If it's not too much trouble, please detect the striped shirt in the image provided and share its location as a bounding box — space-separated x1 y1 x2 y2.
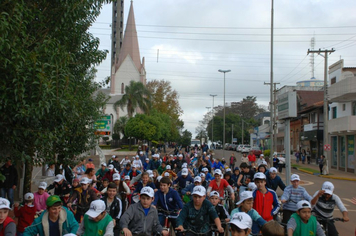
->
312 191 347 219
281 185 312 211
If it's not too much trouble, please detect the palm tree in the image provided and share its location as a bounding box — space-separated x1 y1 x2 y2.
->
113 116 129 138
113 81 151 118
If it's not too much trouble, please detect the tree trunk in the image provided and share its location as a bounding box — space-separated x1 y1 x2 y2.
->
23 159 33 194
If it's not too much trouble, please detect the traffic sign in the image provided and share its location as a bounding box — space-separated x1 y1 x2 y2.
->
95 115 112 135
324 144 331 151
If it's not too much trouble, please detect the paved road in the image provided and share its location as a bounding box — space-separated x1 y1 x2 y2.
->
213 149 356 235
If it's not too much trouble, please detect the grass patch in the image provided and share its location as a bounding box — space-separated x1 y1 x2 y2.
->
99 145 112 150
291 164 333 175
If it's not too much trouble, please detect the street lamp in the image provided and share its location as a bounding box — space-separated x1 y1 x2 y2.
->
218 69 231 159
206 107 211 142
209 94 217 146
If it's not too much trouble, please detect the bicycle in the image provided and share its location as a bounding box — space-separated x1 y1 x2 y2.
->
157 207 180 236
178 228 212 236
210 221 228 236
314 215 344 236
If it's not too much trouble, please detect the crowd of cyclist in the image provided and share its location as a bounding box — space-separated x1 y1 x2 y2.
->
0 146 351 236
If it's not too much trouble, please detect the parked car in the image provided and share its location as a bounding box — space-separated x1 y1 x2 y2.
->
224 143 230 150
241 145 251 153
251 146 262 157
229 144 237 150
236 144 243 152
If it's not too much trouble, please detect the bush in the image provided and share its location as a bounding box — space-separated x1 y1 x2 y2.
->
264 149 270 157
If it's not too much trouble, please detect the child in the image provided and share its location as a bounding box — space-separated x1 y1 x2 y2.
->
99 178 109 194
14 193 37 236
202 167 213 182
260 220 284 236
229 212 253 236
72 178 80 189
161 165 177 180
176 186 224 235
237 162 255 194
209 191 230 236
230 191 266 235
287 200 324 236
101 183 122 235
0 198 16 235
119 187 168 236
86 158 95 169
77 200 113 236
34 182 50 213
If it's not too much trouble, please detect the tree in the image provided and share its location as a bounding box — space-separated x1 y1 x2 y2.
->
179 130 192 147
0 0 109 193
113 116 129 139
147 80 183 141
114 81 151 118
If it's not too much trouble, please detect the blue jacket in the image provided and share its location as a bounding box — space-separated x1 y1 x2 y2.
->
148 160 160 170
266 173 286 191
230 207 266 234
173 175 194 189
153 188 183 213
133 181 156 194
181 183 195 201
24 207 78 236
212 162 224 170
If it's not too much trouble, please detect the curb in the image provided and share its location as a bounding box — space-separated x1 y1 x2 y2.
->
295 167 356 181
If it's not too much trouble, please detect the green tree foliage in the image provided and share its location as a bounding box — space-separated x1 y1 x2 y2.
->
113 116 129 139
179 130 192 147
0 0 110 193
114 81 152 118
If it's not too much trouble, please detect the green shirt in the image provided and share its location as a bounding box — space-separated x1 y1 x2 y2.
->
291 213 317 236
83 213 112 236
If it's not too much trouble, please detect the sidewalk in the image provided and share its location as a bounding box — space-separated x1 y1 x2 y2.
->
290 158 356 181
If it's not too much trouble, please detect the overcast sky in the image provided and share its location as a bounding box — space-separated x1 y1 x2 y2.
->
89 0 356 136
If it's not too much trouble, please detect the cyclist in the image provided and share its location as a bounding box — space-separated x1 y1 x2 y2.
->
265 167 286 192
161 165 177 180
281 174 312 224
310 181 349 236
101 183 122 235
0 198 16 236
237 162 255 194
153 177 183 232
181 176 203 202
199 173 209 189
287 200 325 236
173 168 194 193
229 212 253 236
209 191 230 236
133 172 156 195
95 162 108 183
47 174 72 203
207 169 235 201
103 164 115 182
252 172 280 221
14 193 37 235
176 186 224 235
34 182 50 212
202 167 213 182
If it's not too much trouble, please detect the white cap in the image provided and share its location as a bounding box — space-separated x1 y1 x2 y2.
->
247 182 257 191
261 160 268 166
157 176 163 182
164 172 170 177
226 168 231 172
132 156 136 159
140 151 143 154
124 175 130 180
192 186 206 197
230 212 252 230
182 168 188 176
145 158 149 161
214 169 222 176
178 154 183 157
101 162 107 167
24 192 34 200
63 234 77 236
80 177 91 185
54 174 64 183
85 200 106 218
194 176 202 182
113 173 120 181
112 155 116 158
132 164 137 168
322 181 334 195
140 187 154 197
170 154 173 157
182 163 188 168
209 191 220 198
202 168 208 172
199 173 205 178
254 172 266 180
269 167 278 173
149 173 154 178
0 198 10 210
236 191 253 205
194 153 198 157
260 154 264 157
166 165 171 170
114 168 119 173
147 170 153 174
38 182 47 190
108 164 114 170
297 200 311 210
291 174 300 181
135 155 139 158
273 152 278 156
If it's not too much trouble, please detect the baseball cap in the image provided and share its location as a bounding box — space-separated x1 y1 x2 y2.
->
88 158 93 162
236 191 253 205
247 182 257 191
85 200 106 218
192 186 206 197
214 169 222 176
202 167 208 172
147 170 153 174
145 158 149 161
108 164 114 170
112 155 116 159
46 195 62 207
0 198 11 210
135 155 139 158
291 174 300 181
260 154 264 157
254 172 266 180
140 151 143 154
226 168 232 172
124 175 130 180
230 212 252 230
38 182 47 190
182 163 188 168
166 165 171 170
80 177 90 185
322 181 334 195
164 172 170 177
157 176 163 182
234 167 240 171
113 173 120 181
140 187 154 198
199 173 205 178
132 164 137 168
101 162 107 167
182 168 188 176
297 200 311 210
24 192 34 201
209 191 220 198
194 176 202 182
63 234 77 236
54 174 64 183
178 154 183 157
273 152 278 156
269 167 278 173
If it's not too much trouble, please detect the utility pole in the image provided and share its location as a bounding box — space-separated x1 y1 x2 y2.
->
210 95 217 144
206 107 211 141
264 82 279 155
242 120 244 144
307 48 335 174
270 0 274 160
232 124 234 143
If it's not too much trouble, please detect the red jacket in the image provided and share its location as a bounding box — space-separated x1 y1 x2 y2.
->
0 217 15 236
248 154 256 162
14 205 36 232
252 188 280 221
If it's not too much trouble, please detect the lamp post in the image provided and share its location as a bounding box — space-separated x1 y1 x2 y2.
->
209 94 217 145
206 107 211 141
218 69 231 159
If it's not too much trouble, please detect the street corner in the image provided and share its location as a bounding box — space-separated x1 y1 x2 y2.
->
320 175 356 181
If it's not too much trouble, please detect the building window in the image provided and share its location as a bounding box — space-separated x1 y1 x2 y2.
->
352 102 356 115
342 104 346 111
311 113 316 123
121 83 124 94
332 107 337 119
331 77 336 85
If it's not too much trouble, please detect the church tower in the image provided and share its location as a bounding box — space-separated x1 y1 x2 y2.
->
110 0 125 71
110 0 146 95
